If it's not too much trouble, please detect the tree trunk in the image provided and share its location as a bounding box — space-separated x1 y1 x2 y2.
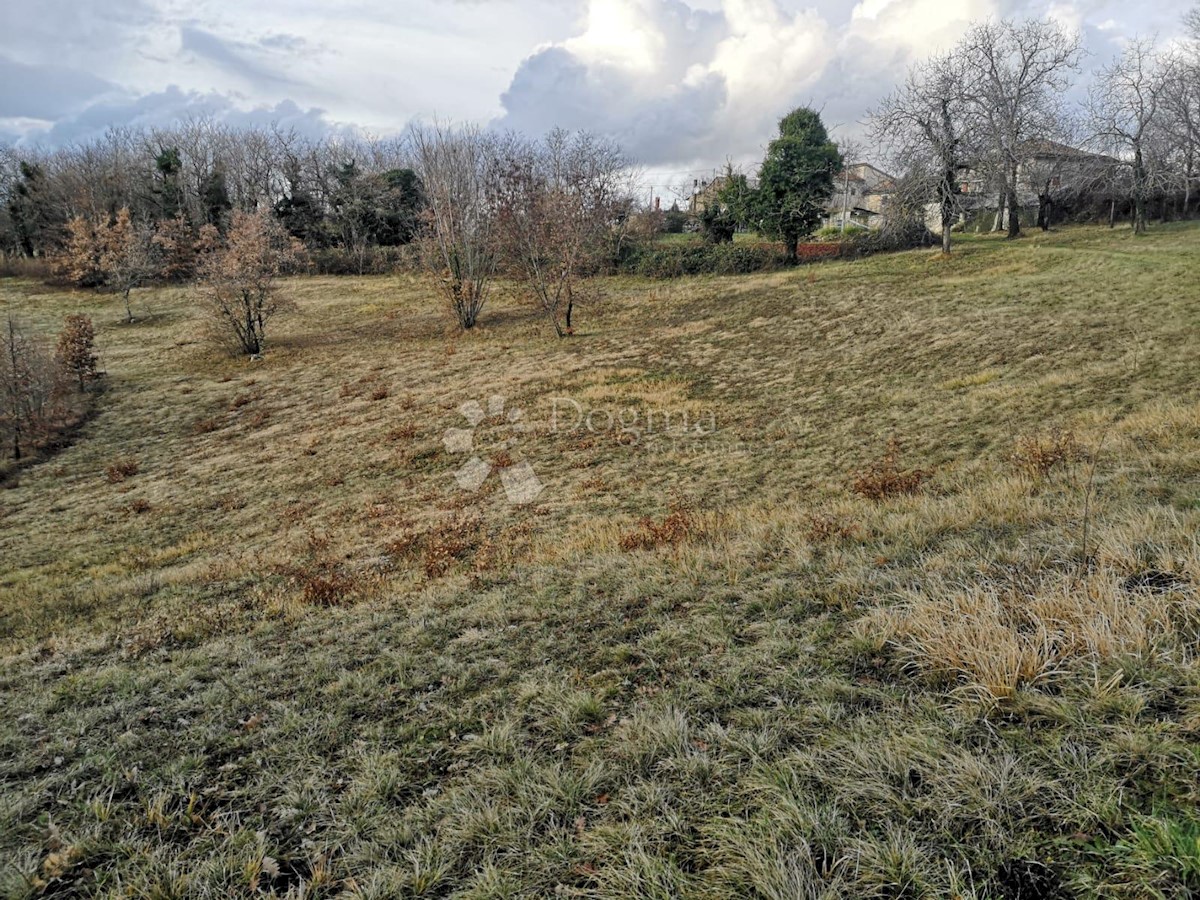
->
1006 167 1020 238
785 238 798 264
1109 198 1116 228
992 194 1005 232
124 288 134 324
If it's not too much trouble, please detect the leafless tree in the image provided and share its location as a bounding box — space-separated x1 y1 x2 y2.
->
961 19 1083 238
1088 39 1166 234
1160 51 1200 214
0 315 64 461
870 51 974 253
196 210 297 356
411 124 501 330
497 129 632 336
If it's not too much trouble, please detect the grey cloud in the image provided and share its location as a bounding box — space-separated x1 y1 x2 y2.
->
179 25 306 91
0 56 120 119
22 86 341 146
497 46 729 166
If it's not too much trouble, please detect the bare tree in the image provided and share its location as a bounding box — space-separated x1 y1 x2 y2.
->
196 210 297 356
870 51 973 254
1160 51 1200 215
497 130 631 336
0 315 63 461
961 19 1083 238
1088 39 1166 234
411 124 501 330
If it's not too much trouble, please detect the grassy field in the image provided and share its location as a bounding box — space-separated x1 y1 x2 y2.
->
2 224 1199 898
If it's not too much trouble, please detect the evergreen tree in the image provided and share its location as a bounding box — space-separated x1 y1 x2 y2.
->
752 108 841 261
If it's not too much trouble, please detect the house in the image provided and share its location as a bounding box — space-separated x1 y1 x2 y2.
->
824 163 896 229
689 176 730 215
958 140 1117 208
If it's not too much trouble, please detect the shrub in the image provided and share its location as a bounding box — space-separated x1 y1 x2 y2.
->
105 457 140 483
56 314 99 390
1011 428 1082 479
619 501 699 551
196 210 297 356
852 438 930 500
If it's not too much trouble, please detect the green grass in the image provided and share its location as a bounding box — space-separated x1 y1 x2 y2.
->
2 224 1200 897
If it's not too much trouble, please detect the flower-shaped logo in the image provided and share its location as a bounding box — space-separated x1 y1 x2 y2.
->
443 395 544 505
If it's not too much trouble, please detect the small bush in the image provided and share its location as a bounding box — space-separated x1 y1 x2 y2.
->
852 439 930 500
619 501 699 551
1011 428 1082 479
105 457 140 483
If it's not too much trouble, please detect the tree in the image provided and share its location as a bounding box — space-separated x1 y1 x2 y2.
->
196 210 297 356
697 165 753 245
61 215 106 287
375 168 424 246
56 314 99 390
1160 51 1200 215
870 51 973 254
1088 39 1166 234
960 19 1083 238
411 124 502 329
8 161 54 257
751 108 841 261
0 315 62 461
496 130 630 336
101 207 160 322
152 147 186 220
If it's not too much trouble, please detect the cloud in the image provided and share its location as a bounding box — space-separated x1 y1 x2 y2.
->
15 86 344 147
0 56 120 120
179 25 308 91
496 0 1009 170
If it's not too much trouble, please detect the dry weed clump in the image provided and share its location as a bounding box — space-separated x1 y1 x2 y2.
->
1011 428 1083 479
806 512 860 544
852 439 930 501
862 569 1196 700
278 532 360 606
385 512 485 578
105 457 140 483
619 501 701 551
190 415 224 435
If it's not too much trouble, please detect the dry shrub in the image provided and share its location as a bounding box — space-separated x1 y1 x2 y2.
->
422 513 482 577
1011 428 1082 479
105 457 140 483
279 531 360 606
388 423 417 441
861 570 1195 701
125 498 152 515
385 512 484 578
619 501 700 551
369 386 389 402
852 438 930 500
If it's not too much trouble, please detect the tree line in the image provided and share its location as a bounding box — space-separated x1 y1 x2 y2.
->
869 13 1200 253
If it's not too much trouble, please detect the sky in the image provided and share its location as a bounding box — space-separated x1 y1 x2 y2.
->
1 0 1193 196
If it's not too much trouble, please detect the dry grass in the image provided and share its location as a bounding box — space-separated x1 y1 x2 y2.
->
2 225 1200 896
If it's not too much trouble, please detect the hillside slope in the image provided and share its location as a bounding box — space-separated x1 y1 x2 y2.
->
2 225 1199 897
